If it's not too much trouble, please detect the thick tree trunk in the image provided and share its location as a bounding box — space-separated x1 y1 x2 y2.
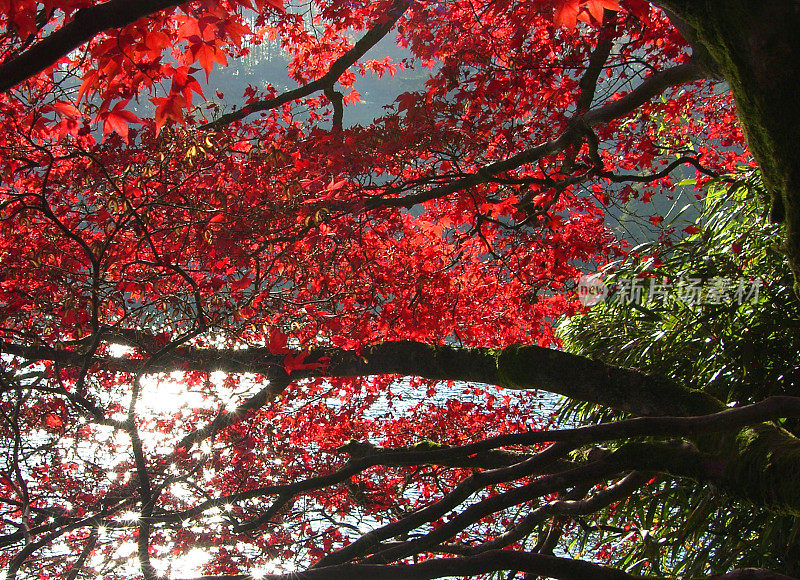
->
659 1 800 288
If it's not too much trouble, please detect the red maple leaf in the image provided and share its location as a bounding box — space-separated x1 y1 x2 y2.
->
45 414 63 429
190 42 229 80
283 351 323 374
99 101 142 142
52 101 82 118
151 94 187 133
554 0 621 27
267 327 290 355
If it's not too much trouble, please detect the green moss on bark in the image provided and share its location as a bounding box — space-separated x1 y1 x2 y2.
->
493 344 722 416
668 0 800 290
723 423 800 515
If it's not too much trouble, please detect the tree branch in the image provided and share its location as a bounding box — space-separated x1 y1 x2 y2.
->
0 0 186 94
602 155 722 183
177 557 798 580
13 337 800 514
313 443 574 568
177 550 659 579
463 471 650 555
353 442 713 566
200 0 410 131
576 11 617 112
583 57 704 126
0 339 721 416
364 58 705 210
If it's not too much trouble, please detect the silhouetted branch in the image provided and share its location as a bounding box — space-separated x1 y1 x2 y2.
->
201 0 410 131
0 0 186 93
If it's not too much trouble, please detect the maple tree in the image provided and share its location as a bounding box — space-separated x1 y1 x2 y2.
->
1 0 800 578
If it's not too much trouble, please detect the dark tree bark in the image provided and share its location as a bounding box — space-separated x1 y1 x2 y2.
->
657 1 800 289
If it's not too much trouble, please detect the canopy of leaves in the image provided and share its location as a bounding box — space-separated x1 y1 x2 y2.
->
0 0 793 579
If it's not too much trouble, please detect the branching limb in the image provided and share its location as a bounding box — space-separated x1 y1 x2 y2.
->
201 0 410 131
0 0 187 93
63 526 99 580
361 58 705 211
461 471 651 555
602 156 723 183
576 10 618 112
355 442 710 566
313 443 574 568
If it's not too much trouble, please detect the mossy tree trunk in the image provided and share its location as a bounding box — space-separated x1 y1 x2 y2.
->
658 0 800 287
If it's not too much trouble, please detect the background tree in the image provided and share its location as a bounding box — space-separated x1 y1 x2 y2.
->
1 1 799 579
560 176 800 576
